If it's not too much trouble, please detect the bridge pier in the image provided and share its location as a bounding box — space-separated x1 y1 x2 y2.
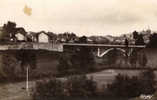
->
97 48 100 57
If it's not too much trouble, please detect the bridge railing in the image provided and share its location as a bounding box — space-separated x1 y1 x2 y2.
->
0 43 63 52
0 43 145 52
33 43 63 52
62 43 146 48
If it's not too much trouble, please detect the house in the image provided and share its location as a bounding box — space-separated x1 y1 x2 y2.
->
29 31 58 43
13 27 27 42
15 32 25 42
29 31 49 43
38 32 49 43
29 32 38 42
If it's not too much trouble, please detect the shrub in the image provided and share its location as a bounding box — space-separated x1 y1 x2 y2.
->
107 74 142 97
32 75 97 100
0 53 20 82
107 70 156 98
65 75 97 97
139 70 156 95
32 78 64 100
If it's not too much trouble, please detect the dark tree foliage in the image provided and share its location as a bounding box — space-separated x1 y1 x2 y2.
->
132 31 145 45
32 75 97 100
107 70 156 98
135 34 145 45
147 33 157 48
124 38 129 46
57 53 73 75
78 36 87 43
65 75 97 97
107 74 142 97
3 21 16 34
106 49 119 66
72 35 95 72
71 46 95 73
129 50 138 67
32 78 64 100
57 36 95 74
1 54 18 81
16 50 37 71
139 70 156 94
138 53 148 67
1 21 27 42
1 21 17 41
133 31 139 40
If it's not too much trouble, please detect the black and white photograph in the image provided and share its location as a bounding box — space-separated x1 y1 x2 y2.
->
0 0 157 100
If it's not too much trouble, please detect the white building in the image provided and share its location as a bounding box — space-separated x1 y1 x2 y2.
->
38 32 49 43
15 33 25 41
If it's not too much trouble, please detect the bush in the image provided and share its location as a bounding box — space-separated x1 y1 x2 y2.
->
32 75 97 100
0 53 20 82
65 75 97 97
107 74 142 97
57 49 96 75
32 78 64 100
107 70 156 98
139 70 156 95
147 33 157 48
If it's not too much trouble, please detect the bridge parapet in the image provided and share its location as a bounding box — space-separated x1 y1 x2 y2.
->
0 43 145 53
63 43 146 48
33 43 63 52
62 43 146 57
0 43 63 52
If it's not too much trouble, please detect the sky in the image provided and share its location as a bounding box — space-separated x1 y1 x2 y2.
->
0 0 157 36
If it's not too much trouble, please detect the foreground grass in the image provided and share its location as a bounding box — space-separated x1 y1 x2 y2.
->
0 81 34 100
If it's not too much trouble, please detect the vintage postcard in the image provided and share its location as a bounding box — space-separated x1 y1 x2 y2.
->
0 0 156 100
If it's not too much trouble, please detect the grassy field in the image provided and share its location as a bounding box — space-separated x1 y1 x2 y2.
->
0 81 34 100
0 69 156 100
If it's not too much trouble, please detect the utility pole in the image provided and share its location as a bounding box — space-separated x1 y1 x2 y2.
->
26 66 30 96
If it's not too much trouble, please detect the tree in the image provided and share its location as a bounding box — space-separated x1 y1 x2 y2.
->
107 71 155 98
138 53 148 67
57 45 95 75
132 31 145 45
129 50 138 68
106 49 119 67
1 53 18 80
78 36 87 43
65 75 97 97
32 75 97 100
133 31 139 40
139 70 156 95
147 33 157 48
16 50 37 72
3 21 16 34
107 74 142 97
1 21 17 42
125 38 129 47
135 34 145 45
32 78 64 100
1 21 27 42
57 53 73 75
71 46 95 73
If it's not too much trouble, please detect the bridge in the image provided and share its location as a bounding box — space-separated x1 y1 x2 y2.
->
0 43 145 57
62 43 145 48
63 43 146 57
0 43 63 52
